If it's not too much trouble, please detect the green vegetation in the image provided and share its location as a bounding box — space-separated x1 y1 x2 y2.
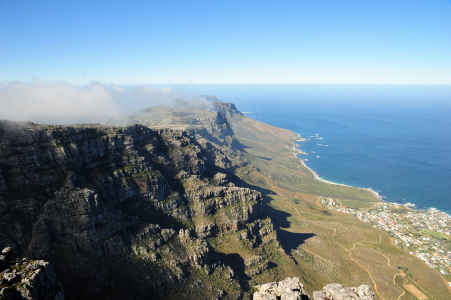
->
423 229 448 240
131 170 157 180
391 206 412 214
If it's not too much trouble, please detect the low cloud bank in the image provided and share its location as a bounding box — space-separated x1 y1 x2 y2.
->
0 79 203 125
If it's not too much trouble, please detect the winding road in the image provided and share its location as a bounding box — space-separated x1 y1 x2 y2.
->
287 202 437 300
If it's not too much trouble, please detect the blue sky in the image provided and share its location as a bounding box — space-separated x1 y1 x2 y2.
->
1 0 451 84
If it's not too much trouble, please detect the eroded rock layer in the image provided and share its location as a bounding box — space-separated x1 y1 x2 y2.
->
0 120 267 299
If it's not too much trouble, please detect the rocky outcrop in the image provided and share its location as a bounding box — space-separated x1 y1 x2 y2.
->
253 277 375 300
253 277 309 300
0 247 64 300
211 100 243 120
312 283 374 300
0 120 266 298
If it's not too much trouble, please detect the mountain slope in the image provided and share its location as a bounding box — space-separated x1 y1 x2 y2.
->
1 98 449 299
112 99 451 299
0 120 274 299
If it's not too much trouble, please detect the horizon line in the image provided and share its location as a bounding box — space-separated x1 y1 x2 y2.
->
127 83 451 86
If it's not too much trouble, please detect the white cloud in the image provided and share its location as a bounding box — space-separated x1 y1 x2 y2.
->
0 79 198 124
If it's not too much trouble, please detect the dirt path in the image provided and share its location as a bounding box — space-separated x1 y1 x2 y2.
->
331 226 409 300
361 243 437 300
288 202 406 300
300 246 330 262
313 195 321 206
285 241 331 262
348 251 386 300
340 253 357 287
406 278 437 300
393 274 406 300
281 190 447 300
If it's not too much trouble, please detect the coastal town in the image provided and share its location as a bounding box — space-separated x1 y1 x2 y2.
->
320 197 451 281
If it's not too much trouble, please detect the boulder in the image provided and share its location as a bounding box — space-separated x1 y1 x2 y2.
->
253 277 308 300
0 248 64 300
312 283 374 300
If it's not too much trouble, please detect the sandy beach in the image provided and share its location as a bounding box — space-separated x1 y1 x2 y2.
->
295 150 383 201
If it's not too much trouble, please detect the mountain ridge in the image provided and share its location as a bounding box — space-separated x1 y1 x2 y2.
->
0 117 273 299
1 99 449 299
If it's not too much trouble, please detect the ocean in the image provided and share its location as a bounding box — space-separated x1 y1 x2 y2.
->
173 84 451 214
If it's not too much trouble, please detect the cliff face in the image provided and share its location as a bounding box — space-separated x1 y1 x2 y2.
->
107 99 244 153
0 120 270 299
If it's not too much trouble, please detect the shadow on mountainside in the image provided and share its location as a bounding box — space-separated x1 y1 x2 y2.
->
241 182 316 259
264 204 316 259
256 156 272 161
220 253 251 292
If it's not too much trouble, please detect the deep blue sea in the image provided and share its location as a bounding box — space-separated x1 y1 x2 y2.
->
169 84 451 214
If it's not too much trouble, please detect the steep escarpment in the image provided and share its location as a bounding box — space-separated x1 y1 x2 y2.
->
0 120 272 299
107 99 243 153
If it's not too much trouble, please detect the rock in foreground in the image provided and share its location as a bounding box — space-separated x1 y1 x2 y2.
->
0 247 64 300
312 283 374 300
253 277 309 300
253 277 375 300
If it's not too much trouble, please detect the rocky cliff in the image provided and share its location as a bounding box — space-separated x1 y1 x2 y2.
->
107 98 243 153
0 119 272 299
0 247 64 300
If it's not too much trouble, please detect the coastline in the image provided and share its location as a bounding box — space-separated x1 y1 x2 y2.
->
298 155 383 202
290 135 385 199
291 136 450 217
298 150 451 219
